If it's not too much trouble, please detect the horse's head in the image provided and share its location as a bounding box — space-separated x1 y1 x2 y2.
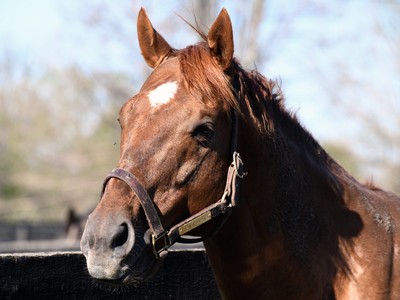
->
80 8 241 284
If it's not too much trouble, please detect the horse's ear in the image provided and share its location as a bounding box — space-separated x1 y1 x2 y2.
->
207 8 234 70
137 8 173 68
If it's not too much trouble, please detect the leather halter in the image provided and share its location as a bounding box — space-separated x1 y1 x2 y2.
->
101 112 246 259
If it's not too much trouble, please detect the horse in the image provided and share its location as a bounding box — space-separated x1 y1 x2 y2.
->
80 8 400 299
64 207 89 241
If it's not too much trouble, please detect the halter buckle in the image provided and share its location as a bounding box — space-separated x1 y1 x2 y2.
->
152 232 170 259
233 152 247 179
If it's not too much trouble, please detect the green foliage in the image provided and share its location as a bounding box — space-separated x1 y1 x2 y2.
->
324 142 361 179
0 183 21 199
0 66 133 222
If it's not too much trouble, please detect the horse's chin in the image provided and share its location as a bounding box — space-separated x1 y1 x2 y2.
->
122 253 164 286
93 248 164 288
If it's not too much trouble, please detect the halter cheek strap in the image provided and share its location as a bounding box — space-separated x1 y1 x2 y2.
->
102 169 165 240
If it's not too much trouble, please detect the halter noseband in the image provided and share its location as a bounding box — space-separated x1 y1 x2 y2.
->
101 111 246 259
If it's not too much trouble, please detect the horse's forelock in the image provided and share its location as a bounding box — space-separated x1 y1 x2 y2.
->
177 43 238 112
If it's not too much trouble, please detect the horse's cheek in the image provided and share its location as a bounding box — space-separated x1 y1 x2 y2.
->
174 159 199 187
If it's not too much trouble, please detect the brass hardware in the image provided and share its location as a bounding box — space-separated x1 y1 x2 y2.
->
178 211 212 236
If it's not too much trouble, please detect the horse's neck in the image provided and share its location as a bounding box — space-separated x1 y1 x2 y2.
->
204 120 345 299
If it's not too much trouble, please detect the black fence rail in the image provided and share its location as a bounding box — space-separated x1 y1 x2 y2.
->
0 250 220 300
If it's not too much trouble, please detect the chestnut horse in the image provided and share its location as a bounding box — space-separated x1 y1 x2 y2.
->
80 8 400 299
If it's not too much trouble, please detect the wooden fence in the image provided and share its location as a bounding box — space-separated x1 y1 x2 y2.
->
0 250 220 299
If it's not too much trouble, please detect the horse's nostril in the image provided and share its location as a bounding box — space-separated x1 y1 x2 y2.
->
111 223 129 248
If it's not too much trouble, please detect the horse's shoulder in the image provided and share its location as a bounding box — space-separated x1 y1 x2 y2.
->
345 180 400 240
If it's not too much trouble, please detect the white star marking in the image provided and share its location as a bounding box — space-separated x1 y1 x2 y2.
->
147 81 178 108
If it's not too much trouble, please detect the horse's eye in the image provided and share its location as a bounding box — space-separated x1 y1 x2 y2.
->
193 122 215 147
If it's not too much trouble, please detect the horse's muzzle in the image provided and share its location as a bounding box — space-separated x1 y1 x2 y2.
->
80 211 136 281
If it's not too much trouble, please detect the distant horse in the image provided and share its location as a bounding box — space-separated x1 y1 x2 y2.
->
80 8 400 299
64 207 87 241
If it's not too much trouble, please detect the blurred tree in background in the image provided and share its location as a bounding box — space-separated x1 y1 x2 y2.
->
0 64 131 221
0 0 399 223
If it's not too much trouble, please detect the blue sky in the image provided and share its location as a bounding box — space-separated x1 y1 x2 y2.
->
0 0 134 74
1 0 399 164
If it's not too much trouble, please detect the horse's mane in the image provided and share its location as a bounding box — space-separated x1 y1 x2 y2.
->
176 41 322 153
177 41 284 131
176 41 357 288
176 42 237 111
